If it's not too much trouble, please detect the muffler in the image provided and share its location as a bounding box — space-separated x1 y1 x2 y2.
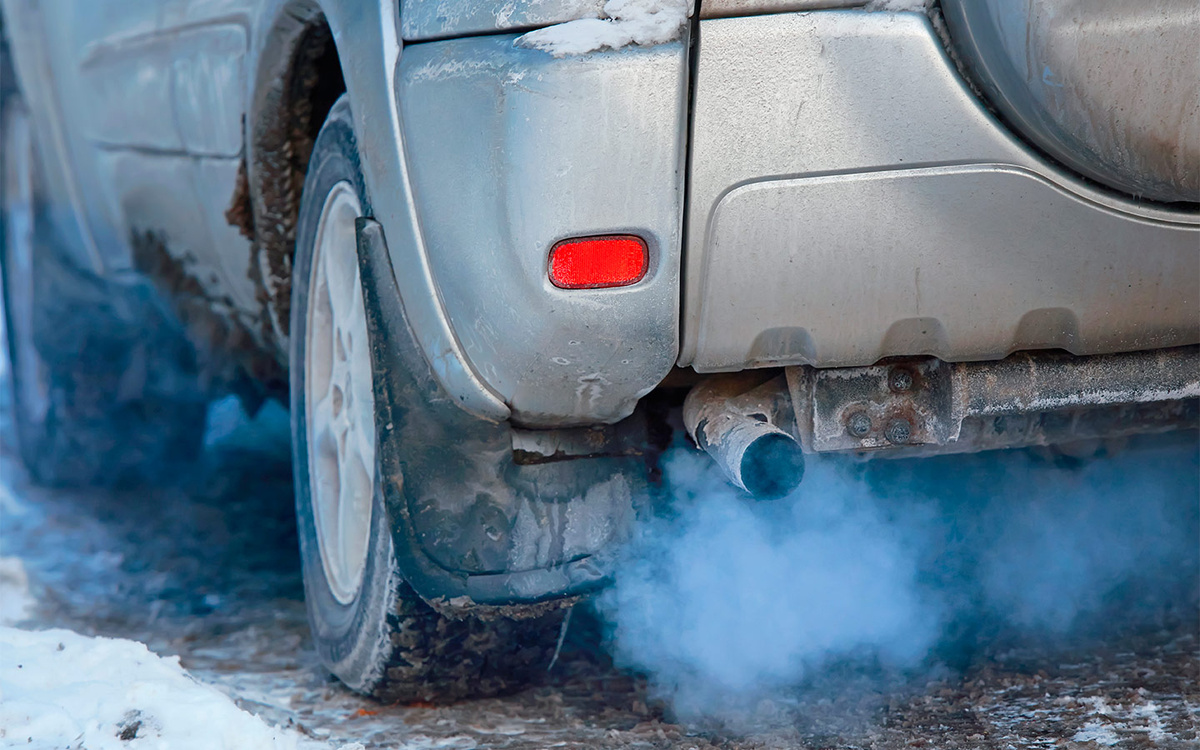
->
683 373 805 499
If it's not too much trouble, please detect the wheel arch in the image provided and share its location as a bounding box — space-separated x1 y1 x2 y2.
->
236 0 348 352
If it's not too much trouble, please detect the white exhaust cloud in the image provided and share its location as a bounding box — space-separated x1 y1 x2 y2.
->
597 435 1198 722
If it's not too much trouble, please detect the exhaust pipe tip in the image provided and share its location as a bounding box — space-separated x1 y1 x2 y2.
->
684 373 808 500
693 415 806 500
738 431 805 500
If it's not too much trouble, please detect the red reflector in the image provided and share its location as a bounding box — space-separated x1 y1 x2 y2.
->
549 235 648 290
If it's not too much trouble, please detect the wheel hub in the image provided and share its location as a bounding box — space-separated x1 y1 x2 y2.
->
304 181 376 605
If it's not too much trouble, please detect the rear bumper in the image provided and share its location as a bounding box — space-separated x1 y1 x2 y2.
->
396 34 688 427
682 11 1199 373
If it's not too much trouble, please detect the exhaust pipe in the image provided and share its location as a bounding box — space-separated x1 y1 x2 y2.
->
683 374 805 499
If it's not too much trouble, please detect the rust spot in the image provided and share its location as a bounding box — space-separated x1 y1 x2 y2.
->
224 156 254 241
131 229 286 402
883 402 930 445
888 365 920 394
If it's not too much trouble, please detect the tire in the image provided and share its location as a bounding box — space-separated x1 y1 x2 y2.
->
290 95 564 703
0 89 207 487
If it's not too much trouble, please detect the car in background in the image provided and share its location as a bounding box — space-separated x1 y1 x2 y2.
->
1 0 1196 701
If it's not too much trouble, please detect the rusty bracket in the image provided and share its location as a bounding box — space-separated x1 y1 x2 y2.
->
786 346 1200 455
510 418 647 465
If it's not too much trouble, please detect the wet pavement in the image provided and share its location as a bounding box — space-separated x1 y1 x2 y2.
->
1 395 1197 749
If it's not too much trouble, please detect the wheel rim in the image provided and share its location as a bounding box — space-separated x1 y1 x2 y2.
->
2 104 49 431
304 181 376 605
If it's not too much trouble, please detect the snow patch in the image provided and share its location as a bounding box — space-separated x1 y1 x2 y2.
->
1072 720 1121 746
0 626 342 749
516 0 689 57
1070 695 1170 746
391 737 478 749
0 557 35 625
1132 700 1166 742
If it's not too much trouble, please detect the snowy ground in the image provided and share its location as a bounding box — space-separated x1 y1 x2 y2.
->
0 625 340 749
1 373 1197 748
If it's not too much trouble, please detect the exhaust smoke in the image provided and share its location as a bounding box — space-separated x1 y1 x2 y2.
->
595 434 1199 724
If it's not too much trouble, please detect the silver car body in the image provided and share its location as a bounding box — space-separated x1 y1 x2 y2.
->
682 10 1197 373
2 0 1196 427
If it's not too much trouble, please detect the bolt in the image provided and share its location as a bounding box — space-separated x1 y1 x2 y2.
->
885 418 913 445
889 368 914 393
846 412 872 438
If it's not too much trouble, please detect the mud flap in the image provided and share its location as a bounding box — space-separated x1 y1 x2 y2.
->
355 218 642 609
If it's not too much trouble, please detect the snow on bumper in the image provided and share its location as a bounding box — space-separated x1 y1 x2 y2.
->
516 0 690 57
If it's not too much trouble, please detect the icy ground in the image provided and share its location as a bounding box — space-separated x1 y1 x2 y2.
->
1 385 1198 747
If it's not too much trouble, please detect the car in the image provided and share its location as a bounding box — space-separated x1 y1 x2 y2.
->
1 0 1196 702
